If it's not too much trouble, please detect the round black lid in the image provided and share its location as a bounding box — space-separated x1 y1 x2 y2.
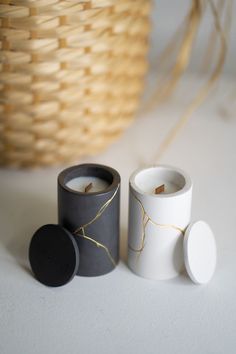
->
29 224 79 287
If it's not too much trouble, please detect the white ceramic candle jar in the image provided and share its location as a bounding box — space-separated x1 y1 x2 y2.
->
128 165 193 280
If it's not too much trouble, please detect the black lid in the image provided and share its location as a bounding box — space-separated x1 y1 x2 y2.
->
29 224 79 287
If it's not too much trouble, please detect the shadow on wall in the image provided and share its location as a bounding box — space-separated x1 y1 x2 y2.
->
0 185 56 274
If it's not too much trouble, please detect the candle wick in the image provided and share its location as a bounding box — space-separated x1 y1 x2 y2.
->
155 184 165 194
84 182 93 193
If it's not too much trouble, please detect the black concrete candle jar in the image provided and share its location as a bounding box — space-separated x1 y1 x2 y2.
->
58 164 120 277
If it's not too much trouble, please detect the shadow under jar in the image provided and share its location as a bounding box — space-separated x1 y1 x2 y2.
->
58 164 120 277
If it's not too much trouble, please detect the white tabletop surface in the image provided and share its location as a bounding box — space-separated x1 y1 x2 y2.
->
0 75 235 354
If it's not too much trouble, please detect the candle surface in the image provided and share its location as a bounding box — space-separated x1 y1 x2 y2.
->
135 167 185 195
152 181 179 194
66 176 109 193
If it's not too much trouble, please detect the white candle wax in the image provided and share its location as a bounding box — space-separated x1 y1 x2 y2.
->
135 167 183 195
66 176 109 193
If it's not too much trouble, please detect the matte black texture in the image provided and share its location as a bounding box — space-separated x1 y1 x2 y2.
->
58 164 120 277
29 224 79 287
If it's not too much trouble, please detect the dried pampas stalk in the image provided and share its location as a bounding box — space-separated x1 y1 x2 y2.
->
145 0 232 163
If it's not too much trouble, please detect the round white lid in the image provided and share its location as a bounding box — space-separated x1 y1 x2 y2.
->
184 221 217 284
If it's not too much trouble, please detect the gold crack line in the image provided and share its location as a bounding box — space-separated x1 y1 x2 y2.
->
128 191 185 254
132 191 185 233
74 185 119 234
73 186 119 266
129 216 149 253
148 219 184 234
76 231 116 267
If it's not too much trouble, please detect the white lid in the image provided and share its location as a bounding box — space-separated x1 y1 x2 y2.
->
184 221 217 284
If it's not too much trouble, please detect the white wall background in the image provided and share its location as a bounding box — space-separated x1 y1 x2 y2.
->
150 0 235 76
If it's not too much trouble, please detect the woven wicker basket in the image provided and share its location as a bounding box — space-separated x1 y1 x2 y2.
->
0 0 151 167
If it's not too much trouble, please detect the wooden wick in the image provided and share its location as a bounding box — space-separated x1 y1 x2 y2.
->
155 184 165 194
84 182 93 193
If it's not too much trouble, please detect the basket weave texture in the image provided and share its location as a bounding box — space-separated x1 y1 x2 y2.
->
0 0 151 167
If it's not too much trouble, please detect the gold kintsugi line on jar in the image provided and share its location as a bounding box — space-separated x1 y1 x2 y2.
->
76 228 116 267
74 186 119 233
128 191 185 256
74 186 119 266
